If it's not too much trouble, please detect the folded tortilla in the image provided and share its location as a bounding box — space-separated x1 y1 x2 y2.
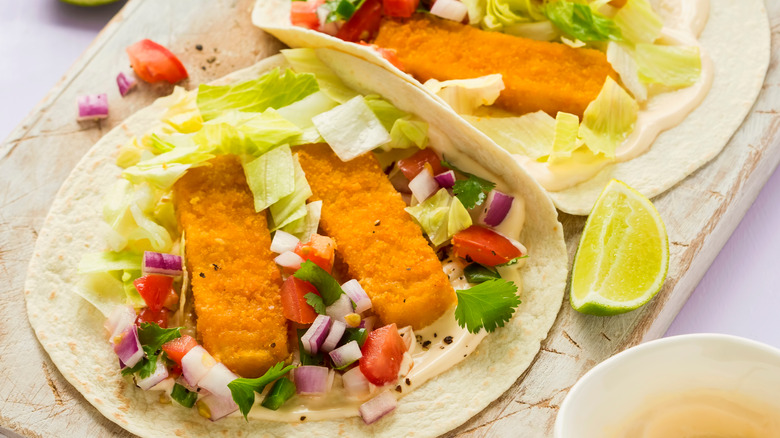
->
252 0 769 215
24 50 568 437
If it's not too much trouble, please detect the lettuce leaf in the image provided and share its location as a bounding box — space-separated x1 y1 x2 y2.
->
386 117 428 151
281 48 358 104
364 96 408 132
423 75 504 115
635 44 702 87
270 154 312 230
549 111 581 163
242 145 295 212
312 96 391 161
77 251 142 274
579 77 638 158
543 1 622 42
606 42 647 102
276 91 339 145
613 0 663 44
196 68 319 121
282 200 322 242
482 0 546 32
464 111 554 160
201 109 302 156
157 86 203 133
405 188 472 246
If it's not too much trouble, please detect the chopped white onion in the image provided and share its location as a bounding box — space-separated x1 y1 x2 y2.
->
197 363 237 400
322 320 347 353
294 366 330 395
112 325 143 368
105 305 136 338
197 393 238 421
181 345 217 386
430 0 468 22
342 366 371 399
142 251 182 276
326 294 354 323
116 72 137 97
359 316 376 333
301 315 332 355
479 190 515 227
359 390 398 424
136 356 169 390
149 376 176 393
330 341 363 368
270 231 300 254
341 279 372 314
409 167 439 203
77 93 108 121
274 251 305 270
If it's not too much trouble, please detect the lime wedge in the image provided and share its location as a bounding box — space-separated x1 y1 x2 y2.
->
59 0 120 6
571 179 669 315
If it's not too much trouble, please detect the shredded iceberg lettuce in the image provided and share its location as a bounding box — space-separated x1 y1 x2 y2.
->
549 112 581 163
270 154 312 230
607 42 647 102
423 75 505 115
242 145 295 212
77 251 142 274
277 91 340 144
613 0 663 44
312 96 391 161
405 189 473 246
579 77 638 158
635 44 702 87
158 86 204 133
481 0 546 32
282 200 323 242
281 48 359 104
200 109 302 155
543 1 622 42
196 68 319 121
387 117 429 151
464 111 555 160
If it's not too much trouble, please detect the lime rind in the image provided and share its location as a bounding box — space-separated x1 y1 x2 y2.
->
570 179 669 316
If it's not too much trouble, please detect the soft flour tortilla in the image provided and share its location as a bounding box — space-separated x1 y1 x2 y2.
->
252 0 770 215
25 49 568 437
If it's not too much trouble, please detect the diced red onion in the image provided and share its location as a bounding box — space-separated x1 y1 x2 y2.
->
316 6 340 35
430 0 468 22
359 390 398 425
270 230 300 254
294 366 330 396
397 326 415 351
112 325 143 368
359 316 376 333
341 279 372 314
149 376 176 393
409 167 439 203
301 315 331 355
342 366 371 398
479 190 515 227
136 356 169 390
142 251 183 276
434 170 456 188
77 93 108 121
198 363 238 400
326 294 353 323
321 320 347 353
274 251 305 270
181 345 217 386
197 393 238 421
105 305 136 338
116 72 137 97
330 340 363 368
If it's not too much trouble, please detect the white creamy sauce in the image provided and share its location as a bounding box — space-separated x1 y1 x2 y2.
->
520 0 712 192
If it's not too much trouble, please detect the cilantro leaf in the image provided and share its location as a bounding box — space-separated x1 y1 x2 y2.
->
543 1 622 43
121 351 159 378
293 261 344 306
170 383 198 408
454 279 520 334
304 292 326 314
228 361 297 420
138 322 182 351
323 0 365 22
499 255 529 267
441 158 496 209
464 264 501 284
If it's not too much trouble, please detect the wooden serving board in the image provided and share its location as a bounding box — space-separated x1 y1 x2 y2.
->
0 1 777 437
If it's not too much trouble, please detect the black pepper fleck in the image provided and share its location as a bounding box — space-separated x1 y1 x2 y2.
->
405 378 411 386
406 267 411 271
395 385 402 393
195 44 203 51
465 255 473 263
491 250 497 256
403 299 406 303
459 276 464 281
422 340 431 349
212 263 220 271
199 272 205 278
433 333 437 338
300 416 306 421
463 354 467 357
270 343 276 348
207 56 216 63
443 336 453 344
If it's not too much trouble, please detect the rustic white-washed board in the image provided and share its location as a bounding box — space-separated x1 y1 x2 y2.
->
0 0 777 437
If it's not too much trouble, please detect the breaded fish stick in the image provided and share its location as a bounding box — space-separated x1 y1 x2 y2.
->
374 15 617 117
174 156 288 378
296 144 455 330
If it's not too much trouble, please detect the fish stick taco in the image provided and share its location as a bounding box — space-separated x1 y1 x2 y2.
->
24 48 567 437
252 0 769 214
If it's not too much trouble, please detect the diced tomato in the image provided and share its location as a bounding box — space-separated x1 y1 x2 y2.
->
162 289 179 311
126 39 188 84
383 0 419 18
135 307 170 328
280 277 320 324
162 335 199 366
134 275 174 311
169 364 183 378
336 0 383 42
290 0 324 30
397 148 446 180
452 225 523 267
294 234 336 273
359 324 407 385
358 42 405 70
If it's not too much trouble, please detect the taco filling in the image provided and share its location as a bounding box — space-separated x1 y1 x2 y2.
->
276 0 712 193
81 48 531 424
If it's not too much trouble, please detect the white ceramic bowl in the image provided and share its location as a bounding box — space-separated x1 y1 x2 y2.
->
554 334 780 437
